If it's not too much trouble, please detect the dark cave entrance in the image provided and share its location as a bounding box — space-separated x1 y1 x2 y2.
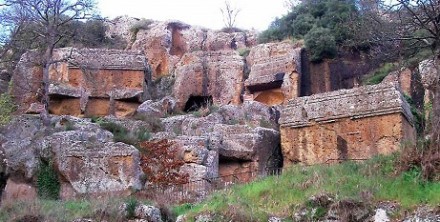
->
184 95 213 112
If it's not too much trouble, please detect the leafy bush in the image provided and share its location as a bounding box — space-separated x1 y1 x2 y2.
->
99 122 138 145
124 197 138 219
37 160 60 200
136 127 151 142
238 48 250 57
363 63 395 85
259 0 360 60
304 27 337 62
0 93 16 126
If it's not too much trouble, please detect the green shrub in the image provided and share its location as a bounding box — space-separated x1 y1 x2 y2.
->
363 63 395 85
37 160 60 200
99 122 136 145
125 197 138 219
304 27 337 62
136 127 151 142
0 93 16 126
238 48 251 57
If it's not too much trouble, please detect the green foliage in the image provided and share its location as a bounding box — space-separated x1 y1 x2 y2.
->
99 122 133 144
363 63 395 85
64 121 76 131
36 160 60 200
99 120 152 146
90 116 105 124
0 198 127 221
136 127 151 142
125 197 138 219
238 48 250 57
304 27 337 62
0 93 16 126
180 154 440 220
259 0 360 60
403 94 425 135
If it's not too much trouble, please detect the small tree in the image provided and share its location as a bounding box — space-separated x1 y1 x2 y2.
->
220 1 240 29
0 0 96 124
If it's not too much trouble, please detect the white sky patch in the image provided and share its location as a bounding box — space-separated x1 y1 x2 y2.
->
98 0 288 31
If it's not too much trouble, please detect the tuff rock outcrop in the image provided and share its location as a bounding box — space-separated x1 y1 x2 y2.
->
128 20 257 79
244 41 302 106
173 51 245 110
0 115 143 201
280 83 416 165
12 48 148 117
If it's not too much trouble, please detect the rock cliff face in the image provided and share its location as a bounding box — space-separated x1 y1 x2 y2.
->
280 83 416 165
244 41 302 106
173 51 244 110
128 20 257 79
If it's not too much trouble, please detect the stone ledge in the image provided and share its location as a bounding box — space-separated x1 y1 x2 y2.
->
280 83 414 127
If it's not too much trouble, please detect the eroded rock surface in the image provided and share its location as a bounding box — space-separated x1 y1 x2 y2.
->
280 83 416 165
173 51 244 110
245 41 302 106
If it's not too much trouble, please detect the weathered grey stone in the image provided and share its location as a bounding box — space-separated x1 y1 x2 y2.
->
0 115 45 179
134 204 163 222
419 59 439 90
326 200 372 221
180 113 224 136
403 206 440 222
25 102 45 114
374 208 390 222
137 96 177 118
51 139 142 195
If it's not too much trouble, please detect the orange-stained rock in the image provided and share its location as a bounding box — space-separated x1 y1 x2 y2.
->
12 48 147 117
1 179 37 202
85 98 110 117
130 20 257 79
245 41 302 106
49 98 81 116
280 83 416 165
173 51 244 110
114 100 139 118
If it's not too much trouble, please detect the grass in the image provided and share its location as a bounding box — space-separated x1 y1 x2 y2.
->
99 121 152 146
363 63 396 85
177 154 440 221
0 196 156 221
0 199 116 222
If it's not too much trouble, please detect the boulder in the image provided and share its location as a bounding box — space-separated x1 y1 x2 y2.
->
134 204 163 222
0 115 45 179
326 200 372 221
136 96 177 118
173 51 244 110
214 124 281 173
49 138 142 196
